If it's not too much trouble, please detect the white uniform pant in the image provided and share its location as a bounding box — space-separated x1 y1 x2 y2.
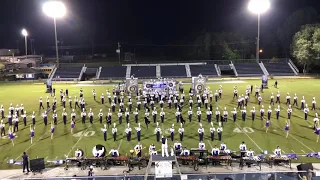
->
161 144 169 157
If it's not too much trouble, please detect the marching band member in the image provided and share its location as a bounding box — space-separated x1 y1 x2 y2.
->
109 147 119 157
258 94 262 105
18 111 24 127
71 109 77 120
287 105 292 119
0 105 4 119
244 94 249 106
169 124 175 141
239 141 247 157
246 148 254 157
134 108 139 123
62 96 66 108
175 108 181 123
179 96 184 106
198 123 204 141
174 98 178 109
154 122 161 142
276 91 281 104
197 107 201 122
125 108 130 124
285 120 290 138
70 119 75 134
101 124 107 141
211 145 220 156
274 105 280 120
293 93 298 107
251 107 256 121
197 97 202 108
168 97 172 109
9 104 14 115
286 93 291 105
50 121 55 140
135 123 141 141
174 141 182 155
189 98 193 108
178 123 184 141
304 104 309 120
220 142 227 151
0 120 5 136
161 135 169 157
241 107 246 121
125 123 132 141
204 108 211 123
215 107 220 122
274 146 281 156
61 108 67 125
312 97 316 111
15 105 20 117
119 99 124 110
13 115 19 132
217 125 223 141
149 144 156 154
223 107 228 122
270 93 274 105
39 97 44 109
218 86 223 98
99 93 104 104
75 96 80 109
237 96 242 108
158 108 165 123
81 108 87 124
7 112 12 127
128 99 133 112
210 122 215 141
98 109 103 124
107 109 112 127
267 106 272 121
204 97 208 110
180 147 190 156
231 108 237 122
69 96 72 108
152 107 157 123
199 141 205 156
30 111 35 125
260 105 264 120
112 123 117 141
46 96 50 109
233 87 238 99
52 110 58 125
107 90 111 104
42 110 48 126
159 98 164 108
187 107 192 122
8 126 15 146
214 90 219 102
118 109 123 124
111 102 115 112
150 98 155 110
301 96 305 110
314 113 319 130
315 126 320 142
88 109 94 124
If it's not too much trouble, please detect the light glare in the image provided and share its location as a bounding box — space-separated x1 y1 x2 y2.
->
22 29 28 36
248 0 270 14
43 1 66 18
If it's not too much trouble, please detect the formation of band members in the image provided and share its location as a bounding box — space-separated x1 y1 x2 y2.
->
0 84 319 149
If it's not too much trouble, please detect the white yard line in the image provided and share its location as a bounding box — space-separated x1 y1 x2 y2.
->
235 123 264 152
15 132 47 160
291 150 296 153
117 131 124 151
207 140 214 149
55 156 58 159
282 150 286 154
301 150 306 153
45 156 48 160
66 125 91 157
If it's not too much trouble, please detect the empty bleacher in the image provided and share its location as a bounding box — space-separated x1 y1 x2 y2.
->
263 62 295 76
234 63 263 76
160 66 187 77
99 66 127 79
190 64 217 77
85 68 98 74
53 67 82 79
131 66 156 78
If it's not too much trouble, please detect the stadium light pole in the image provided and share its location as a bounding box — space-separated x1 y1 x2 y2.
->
43 1 66 68
21 29 28 57
248 0 270 62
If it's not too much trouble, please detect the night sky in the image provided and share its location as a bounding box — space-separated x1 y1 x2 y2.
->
1 0 320 53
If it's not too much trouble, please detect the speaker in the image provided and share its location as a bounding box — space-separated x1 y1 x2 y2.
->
297 163 313 171
30 158 45 172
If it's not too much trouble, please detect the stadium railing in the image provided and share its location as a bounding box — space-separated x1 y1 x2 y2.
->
21 171 319 180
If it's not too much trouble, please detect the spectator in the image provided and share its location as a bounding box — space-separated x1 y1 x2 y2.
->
22 152 30 174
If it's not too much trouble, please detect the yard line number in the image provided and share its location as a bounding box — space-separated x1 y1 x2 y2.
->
233 127 254 133
73 131 95 137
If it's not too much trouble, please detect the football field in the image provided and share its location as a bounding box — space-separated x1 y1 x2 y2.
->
0 79 319 169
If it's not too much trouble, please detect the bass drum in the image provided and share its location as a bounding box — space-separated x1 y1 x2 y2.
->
196 84 204 92
128 85 137 94
92 144 106 157
168 82 174 87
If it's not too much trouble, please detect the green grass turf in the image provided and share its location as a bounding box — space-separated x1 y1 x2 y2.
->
0 79 319 169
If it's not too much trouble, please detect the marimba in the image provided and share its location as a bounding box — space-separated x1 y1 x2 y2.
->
106 156 129 166
240 156 262 170
207 155 232 166
177 156 198 169
268 155 291 169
